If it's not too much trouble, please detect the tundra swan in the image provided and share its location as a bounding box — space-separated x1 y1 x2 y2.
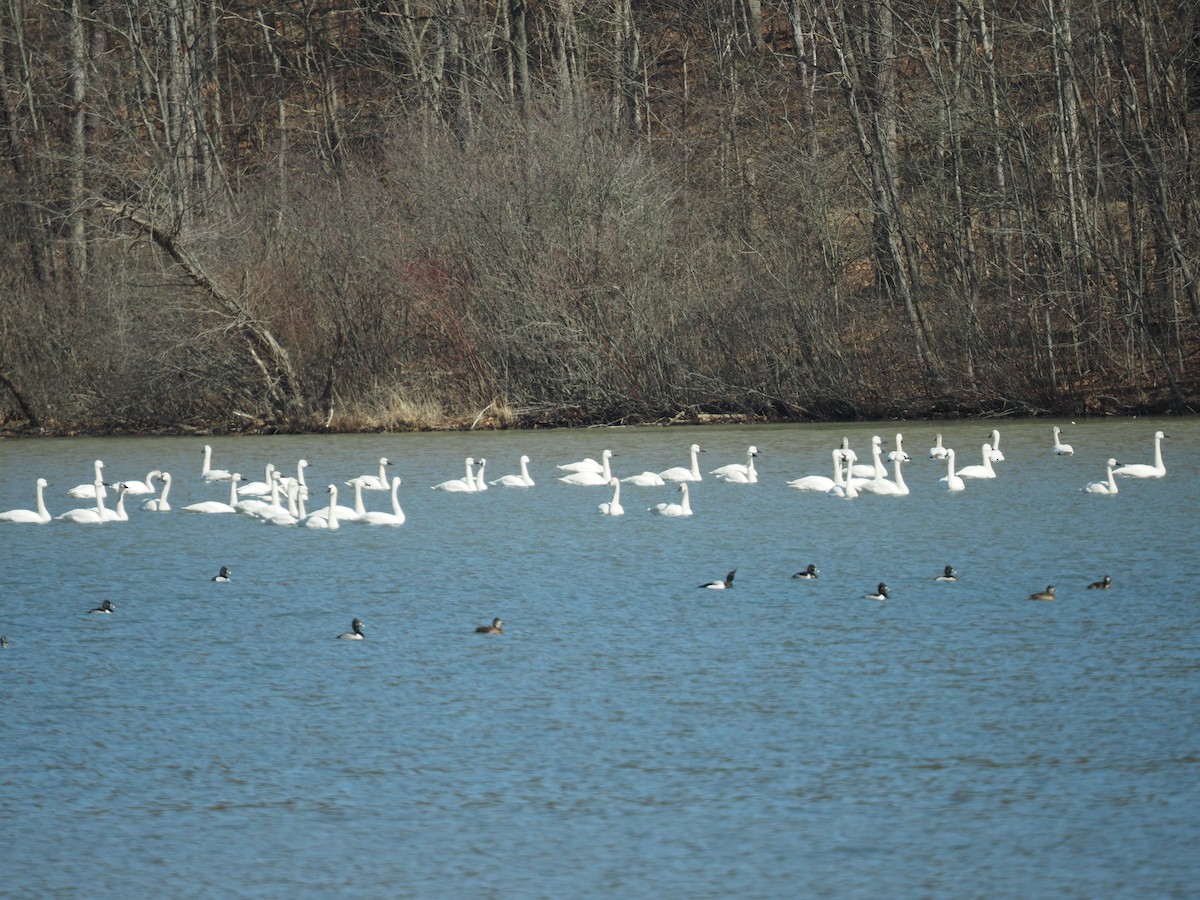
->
827 451 859 498
846 436 884 478
475 617 503 634
491 455 535 487
559 449 613 486
988 429 1006 462
788 449 844 492
360 477 406 526
303 485 341 529
650 482 693 516
558 454 608 474
938 448 965 492
886 434 911 462
121 470 161 496
474 458 488 491
1051 426 1074 456
347 457 392 491
201 444 234 482
432 457 477 492
184 475 242 513
598 477 624 516
99 483 130 522
309 478 365 522
621 470 665 487
710 446 759 483
57 480 110 523
929 433 949 460
238 463 276 497
659 444 704 482
0 478 51 524
338 618 364 639
1082 459 1118 495
68 460 107 499
1113 430 1167 478
956 443 998 479
699 569 737 590
860 454 909 496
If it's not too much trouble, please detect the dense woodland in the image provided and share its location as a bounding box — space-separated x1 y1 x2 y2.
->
1 1 1198 434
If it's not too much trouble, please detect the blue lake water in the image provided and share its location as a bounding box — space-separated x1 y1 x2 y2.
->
1 419 1198 897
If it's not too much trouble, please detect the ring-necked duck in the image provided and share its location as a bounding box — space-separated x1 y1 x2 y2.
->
1087 575 1112 590
864 583 889 601
699 569 736 590
212 566 232 583
89 599 115 614
935 565 957 582
1 635 7 649
475 617 503 634
792 564 819 580
338 618 365 640
1029 586 1056 601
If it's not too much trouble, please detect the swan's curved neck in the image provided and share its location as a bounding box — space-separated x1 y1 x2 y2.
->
390 478 403 514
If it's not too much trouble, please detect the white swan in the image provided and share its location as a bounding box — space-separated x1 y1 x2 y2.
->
1082 459 1119 495
140 472 173 511
263 483 302 526
988 429 1006 462
557 453 608 474
1113 430 1167 478
886 434 911 462
184 474 242 513
621 470 665 487
929 433 949 460
68 460 107 499
1052 426 1074 456
303 485 341 529
309 477 366 522
659 444 703 482
598 477 624 516
939 448 966 491
99 483 130 522
559 449 614 486
710 446 759 483
474 458 488 491
57 479 110 523
277 459 310 500
956 443 998 479
238 463 276 497
347 457 392 491
827 451 859 498
201 444 234 482
860 455 909 496
788 449 844 492
649 481 693 516
120 469 161 496
0 478 52 524
491 455 535 487
360 477 406 526
236 472 287 518
432 457 477 492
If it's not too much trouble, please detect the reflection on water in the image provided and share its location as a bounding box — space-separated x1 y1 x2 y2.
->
1 419 1198 897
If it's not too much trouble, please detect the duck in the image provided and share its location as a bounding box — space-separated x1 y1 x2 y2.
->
864 582 889 601
1087 575 1112 590
432 457 478 492
140 471 173 511
1051 426 1074 456
212 566 232 583
658 443 704 482
475 617 503 634
1112 430 1167 478
699 569 736 590
491 455 535 487
1029 585 1057 601
935 565 957 582
89 599 116 614
598 477 624 516
67 460 107 499
792 564 819 580
0 477 52 524
200 444 234 482
649 482 693 516
338 618 365 640
360 476 407 526
929 433 949 460
956 443 998 479
1082 459 1119 495
558 449 614 486
1 636 6 649
938 448 966 492
709 446 759 483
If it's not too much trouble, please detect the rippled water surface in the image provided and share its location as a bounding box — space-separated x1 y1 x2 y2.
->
2 419 1198 897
